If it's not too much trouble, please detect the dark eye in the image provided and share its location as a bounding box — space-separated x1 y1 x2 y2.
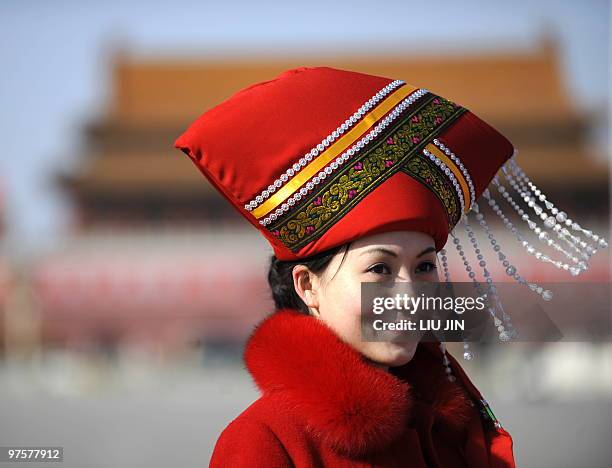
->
367 263 391 275
416 261 437 274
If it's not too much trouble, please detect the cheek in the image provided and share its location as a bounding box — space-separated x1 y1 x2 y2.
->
325 274 363 316
318 274 365 342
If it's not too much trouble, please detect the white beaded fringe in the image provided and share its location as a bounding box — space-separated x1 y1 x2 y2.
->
437 149 608 361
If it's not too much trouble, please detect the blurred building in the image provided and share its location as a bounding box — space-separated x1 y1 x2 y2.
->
26 36 609 351
65 38 608 226
0 180 5 352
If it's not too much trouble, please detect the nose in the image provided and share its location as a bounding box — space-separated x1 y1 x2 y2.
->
394 266 415 283
390 272 419 299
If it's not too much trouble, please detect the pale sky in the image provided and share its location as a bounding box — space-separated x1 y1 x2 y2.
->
0 0 609 259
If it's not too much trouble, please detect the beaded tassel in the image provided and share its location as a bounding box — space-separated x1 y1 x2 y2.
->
438 248 459 381
450 228 514 345
436 147 608 364
503 164 596 262
482 187 584 276
509 154 608 251
438 340 456 383
495 165 590 269
457 216 517 341
472 202 553 302
502 166 596 270
491 175 588 274
460 213 518 341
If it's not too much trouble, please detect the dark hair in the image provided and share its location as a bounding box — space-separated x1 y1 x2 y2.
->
267 242 352 315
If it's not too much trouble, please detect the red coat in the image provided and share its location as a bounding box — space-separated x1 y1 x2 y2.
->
210 308 516 467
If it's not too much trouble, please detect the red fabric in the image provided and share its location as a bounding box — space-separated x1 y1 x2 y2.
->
174 66 514 260
209 309 516 467
437 111 514 197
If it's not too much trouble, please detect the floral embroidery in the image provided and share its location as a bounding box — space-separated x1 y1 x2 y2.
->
400 157 459 227
267 94 466 251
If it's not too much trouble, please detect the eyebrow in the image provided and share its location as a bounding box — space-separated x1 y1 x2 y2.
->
417 246 436 258
359 246 436 258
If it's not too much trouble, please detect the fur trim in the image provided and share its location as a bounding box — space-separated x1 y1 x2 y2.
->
431 374 477 435
244 308 475 456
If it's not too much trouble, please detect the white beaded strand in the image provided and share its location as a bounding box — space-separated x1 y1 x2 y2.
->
438 341 457 383
472 202 553 302
450 229 512 342
505 160 602 261
492 174 587 272
509 156 608 250
432 138 476 210
501 164 594 264
439 248 452 282
486 181 585 276
460 214 518 341
438 248 465 373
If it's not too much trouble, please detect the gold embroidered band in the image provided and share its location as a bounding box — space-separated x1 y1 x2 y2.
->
267 94 467 251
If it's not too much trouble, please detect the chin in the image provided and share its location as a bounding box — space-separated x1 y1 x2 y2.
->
373 342 418 367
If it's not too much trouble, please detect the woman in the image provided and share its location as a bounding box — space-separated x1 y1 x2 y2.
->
174 66 605 466
209 230 514 467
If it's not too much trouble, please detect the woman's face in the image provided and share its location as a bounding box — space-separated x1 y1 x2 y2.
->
293 230 439 369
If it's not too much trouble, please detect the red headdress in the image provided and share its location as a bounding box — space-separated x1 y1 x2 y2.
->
174 66 607 345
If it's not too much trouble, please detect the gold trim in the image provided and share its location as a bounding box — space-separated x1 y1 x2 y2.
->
425 143 470 213
252 83 418 219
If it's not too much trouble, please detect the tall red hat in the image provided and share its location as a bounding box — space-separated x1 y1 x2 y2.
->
174 65 608 344
174 66 514 261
